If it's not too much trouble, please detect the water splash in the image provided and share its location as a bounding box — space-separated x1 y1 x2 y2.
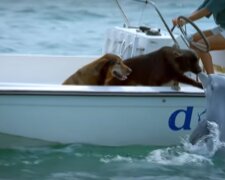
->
183 121 225 157
146 146 213 166
145 122 225 166
100 155 133 164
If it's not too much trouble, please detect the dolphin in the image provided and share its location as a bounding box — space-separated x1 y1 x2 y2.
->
189 72 225 145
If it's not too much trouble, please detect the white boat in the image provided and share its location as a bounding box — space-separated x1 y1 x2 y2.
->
0 1 225 147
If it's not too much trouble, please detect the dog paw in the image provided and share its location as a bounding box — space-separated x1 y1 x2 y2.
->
197 82 203 89
170 81 180 91
171 84 181 91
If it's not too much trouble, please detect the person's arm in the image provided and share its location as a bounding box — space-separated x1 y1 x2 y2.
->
172 7 211 26
188 7 211 22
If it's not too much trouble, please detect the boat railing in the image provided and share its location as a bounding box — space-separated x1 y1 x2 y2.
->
114 0 130 28
114 0 179 48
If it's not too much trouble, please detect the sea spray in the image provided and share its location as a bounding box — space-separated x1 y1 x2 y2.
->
146 146 213 166
183 121 225 157
145 121 225 167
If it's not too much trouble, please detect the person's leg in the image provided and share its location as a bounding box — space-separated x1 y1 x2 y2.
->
191 27 225 74
192 29 213 42
190 30 214 74
207 34 225 50
197 34 225 74
196 50 214 74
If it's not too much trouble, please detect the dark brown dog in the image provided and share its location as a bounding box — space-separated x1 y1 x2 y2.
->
63 53 132 85
105 46 203 89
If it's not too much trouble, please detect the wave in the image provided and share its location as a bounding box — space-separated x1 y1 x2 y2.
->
75 10 107 19
146 121 225 167
2 121 224 168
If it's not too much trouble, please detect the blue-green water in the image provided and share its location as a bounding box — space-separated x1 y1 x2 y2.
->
0 141 225 180
0 0 225 179
0 0 213 55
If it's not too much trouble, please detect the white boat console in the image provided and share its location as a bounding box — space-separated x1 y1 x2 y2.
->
103 26 177 59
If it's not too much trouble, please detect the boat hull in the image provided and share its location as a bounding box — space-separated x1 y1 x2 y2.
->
0 24 224 147
0 86 205 146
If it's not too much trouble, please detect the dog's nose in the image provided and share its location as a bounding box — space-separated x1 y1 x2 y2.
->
192 65 202 74
196 67 202 73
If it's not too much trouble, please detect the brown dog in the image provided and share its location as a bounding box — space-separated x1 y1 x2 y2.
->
63 53 132 85
105 46 203 89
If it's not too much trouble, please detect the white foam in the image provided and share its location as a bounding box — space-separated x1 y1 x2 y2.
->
183 121 225 157
146 147 213 166
145 121 225 166
100 155 133 164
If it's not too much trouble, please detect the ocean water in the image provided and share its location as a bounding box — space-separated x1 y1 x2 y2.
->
1 129 225 180
0 0 213 55
1 0 225 179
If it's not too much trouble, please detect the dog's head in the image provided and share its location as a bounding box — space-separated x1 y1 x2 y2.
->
165 47 202 74
104 54 132 81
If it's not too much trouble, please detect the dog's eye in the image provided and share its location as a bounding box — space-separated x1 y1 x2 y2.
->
113 61 121 65
109 60 116 65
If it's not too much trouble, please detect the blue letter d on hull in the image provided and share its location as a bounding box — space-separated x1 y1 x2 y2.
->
168 106 193 131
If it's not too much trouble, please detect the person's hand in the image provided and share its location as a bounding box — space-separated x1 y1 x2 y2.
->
172 17 186 26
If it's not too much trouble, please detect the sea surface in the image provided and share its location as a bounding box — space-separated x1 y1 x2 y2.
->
0 0 225 179
0 0 214 55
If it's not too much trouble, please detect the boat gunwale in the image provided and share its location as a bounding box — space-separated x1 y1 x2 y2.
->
0 85 205 97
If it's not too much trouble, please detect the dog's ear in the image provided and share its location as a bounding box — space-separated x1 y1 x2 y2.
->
94 57 109 72
171 48 183 59
163 47 183 60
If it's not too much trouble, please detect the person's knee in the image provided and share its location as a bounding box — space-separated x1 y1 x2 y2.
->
192 33 201 42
